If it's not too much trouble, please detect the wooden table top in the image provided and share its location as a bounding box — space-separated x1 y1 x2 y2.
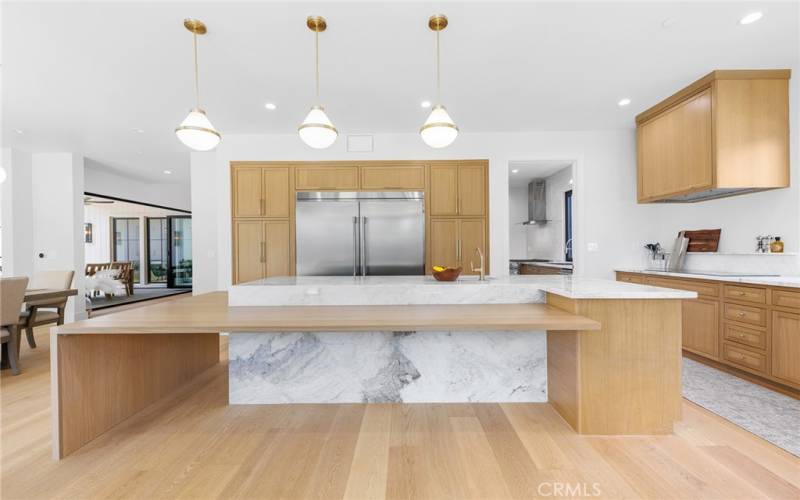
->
54 292 600 334
25 288 78 302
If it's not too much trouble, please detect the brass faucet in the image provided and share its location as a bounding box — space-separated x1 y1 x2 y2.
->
470 247 486 281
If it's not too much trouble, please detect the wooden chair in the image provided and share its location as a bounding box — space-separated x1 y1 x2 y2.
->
85 263 111 297
1 277 29 375
21 270 75 348
110 262 134 296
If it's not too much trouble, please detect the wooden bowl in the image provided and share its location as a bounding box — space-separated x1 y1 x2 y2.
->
432 266 463 281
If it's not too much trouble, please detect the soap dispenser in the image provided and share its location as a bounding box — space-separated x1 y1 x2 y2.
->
770 237 784 253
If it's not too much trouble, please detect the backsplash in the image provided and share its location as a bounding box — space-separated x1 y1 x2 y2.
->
642 252 799 276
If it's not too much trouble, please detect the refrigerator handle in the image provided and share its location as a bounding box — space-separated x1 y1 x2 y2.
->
352 216 359 276
360 216 368 276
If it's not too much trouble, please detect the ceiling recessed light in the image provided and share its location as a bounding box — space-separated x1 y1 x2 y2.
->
618 98 632 107
163 170 172 175
739 12 763 25
136 150 143 155
13 129 23 134
264 102 277 110
511 169 519 173
132 128 144 134
420 100 432 109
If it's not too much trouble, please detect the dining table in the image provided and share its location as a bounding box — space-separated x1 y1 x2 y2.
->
0 288 78 370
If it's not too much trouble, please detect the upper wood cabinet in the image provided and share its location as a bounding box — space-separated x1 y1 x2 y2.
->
295 165 359 191
636 70 790 203
429 162 487 217
360 165 425 190
232 166 290 218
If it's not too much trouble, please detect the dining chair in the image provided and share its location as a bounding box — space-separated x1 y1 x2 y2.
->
21 270 75 348
1 277 29 375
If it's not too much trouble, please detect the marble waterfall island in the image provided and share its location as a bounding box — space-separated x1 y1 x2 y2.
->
227 275 694 411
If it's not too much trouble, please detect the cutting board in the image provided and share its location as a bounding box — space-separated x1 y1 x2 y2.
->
682 229 721 252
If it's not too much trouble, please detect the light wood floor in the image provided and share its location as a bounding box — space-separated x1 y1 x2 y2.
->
2 313 799 498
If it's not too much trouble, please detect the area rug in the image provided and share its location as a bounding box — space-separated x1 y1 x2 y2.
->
682 357 800 456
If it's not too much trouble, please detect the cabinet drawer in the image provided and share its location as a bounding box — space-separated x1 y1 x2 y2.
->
723 284 767 305
722 343 767 374
645 276 719 298
360 165 425 190
723 323 766 350
617 273 645 284
772 289 800 310
723 302 767 327
295 166 359 190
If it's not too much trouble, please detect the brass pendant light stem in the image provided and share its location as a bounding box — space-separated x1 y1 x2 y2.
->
436 29 441 105
193 32 200 109
315 30 320 104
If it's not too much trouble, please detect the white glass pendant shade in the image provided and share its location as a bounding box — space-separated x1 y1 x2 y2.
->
298 105 338 149
175 108 221 151
420 104 458 148
0 166 7 184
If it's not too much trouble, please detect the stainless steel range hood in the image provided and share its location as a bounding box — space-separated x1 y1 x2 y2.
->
521 179 548 225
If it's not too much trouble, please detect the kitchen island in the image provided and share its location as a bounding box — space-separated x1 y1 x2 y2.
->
51 276 693 459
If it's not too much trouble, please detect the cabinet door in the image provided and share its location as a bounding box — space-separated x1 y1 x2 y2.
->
234 220 264 284
264 220 292 277
429 219 459 271
430 164 459 216
361 165 425 190
638 89 713 201
771 310 800 385
458 164 486 216
233 167 264 217
262 167 290 218
295 166 359 190
459 219 486 275
682 298 719 359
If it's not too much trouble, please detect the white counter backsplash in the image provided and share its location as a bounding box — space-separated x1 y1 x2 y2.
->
640 251 799 277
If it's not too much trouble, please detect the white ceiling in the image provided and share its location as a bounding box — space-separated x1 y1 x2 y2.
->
508 160 572 187
2 2 798 184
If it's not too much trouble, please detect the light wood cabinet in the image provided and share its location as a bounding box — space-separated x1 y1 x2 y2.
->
429 164 459 216
233 220 292 284
617 272 800 391
682 298 719 359
636 70 790 203
429 162 487 217
232 166 290 218
429 218 486 275
771 310 800 385
295 165 359 190
360 165 425 190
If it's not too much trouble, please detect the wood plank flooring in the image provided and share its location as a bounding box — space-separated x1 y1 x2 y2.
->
2 319 799 498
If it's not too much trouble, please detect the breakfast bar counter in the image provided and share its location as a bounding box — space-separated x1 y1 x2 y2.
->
51 276 693 459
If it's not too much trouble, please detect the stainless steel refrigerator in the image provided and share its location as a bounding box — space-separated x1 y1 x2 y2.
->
296 191 425 276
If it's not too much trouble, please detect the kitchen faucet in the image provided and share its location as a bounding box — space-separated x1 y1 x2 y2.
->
471 247 486 281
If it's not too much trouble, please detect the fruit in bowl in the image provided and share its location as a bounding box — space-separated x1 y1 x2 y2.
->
432 266 463 281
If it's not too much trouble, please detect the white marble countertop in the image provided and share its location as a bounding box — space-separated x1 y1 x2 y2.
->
229 275 694 306
616 269 800 289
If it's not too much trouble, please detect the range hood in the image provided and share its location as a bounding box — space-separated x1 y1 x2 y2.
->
522 179 548 225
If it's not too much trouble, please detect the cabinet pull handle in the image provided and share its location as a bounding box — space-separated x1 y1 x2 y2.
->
261 198 265 215
737 311 746 317
261 242 266 263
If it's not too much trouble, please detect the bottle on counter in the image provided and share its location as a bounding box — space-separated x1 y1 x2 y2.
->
770 236 784 253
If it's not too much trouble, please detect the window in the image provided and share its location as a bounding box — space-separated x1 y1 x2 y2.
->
147 218 168 283
564 190 573 262
112 218 140 282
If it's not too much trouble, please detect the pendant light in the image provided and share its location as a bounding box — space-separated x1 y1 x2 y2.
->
298 16 338 149
175 18 221 152
420 14 458 149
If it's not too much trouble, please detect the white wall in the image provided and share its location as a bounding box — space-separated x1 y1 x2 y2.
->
190 152 219 294
526 166 573 261
508 186 528 259
0 148 34 277
31 153 86 321
84 163 191 211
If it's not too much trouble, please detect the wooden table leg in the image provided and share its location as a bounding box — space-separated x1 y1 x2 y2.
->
51 332 219 459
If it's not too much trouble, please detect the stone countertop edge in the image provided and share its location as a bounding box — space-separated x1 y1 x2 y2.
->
616 269 800 289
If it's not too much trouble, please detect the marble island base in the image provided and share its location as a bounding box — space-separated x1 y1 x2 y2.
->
229 330 547 404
